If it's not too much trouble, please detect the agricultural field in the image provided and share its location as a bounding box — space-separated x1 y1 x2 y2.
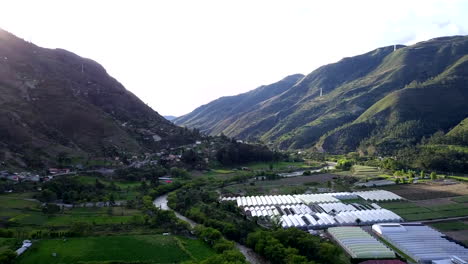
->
73 175 141 200
17 234 215 264
0 192 142 227
0 237 18 254
453 196 468 203
242 161 320 171
381 182 468 200
336 165 389 179
431 221 468 247
223 173 341 195
43 207 140 227
379 201 468 221
0 192 44 226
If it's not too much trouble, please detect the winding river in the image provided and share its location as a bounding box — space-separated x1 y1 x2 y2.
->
153 194 269 264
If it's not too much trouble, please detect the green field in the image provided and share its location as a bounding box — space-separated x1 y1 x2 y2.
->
453 196 468 203
44 207 140 226
380 201 468 221
351 165 382 178
74 175 141 200
17 235 215 264
431 221 468 231
243 161 319 171
0 192 143 227
0 237 18 254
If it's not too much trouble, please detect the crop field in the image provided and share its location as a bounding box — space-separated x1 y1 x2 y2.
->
0 237 18 254
431 221 468 247
379 201 468 221
453 196 468 203
0 192 142 227
74 175 141 200
44 207 139 226
0 192 44 226
381 182 468 200
243 161 320 171
17 234 215 264
350 165 382 178
223 173 338 195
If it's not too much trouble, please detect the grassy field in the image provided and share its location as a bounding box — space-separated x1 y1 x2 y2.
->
74 175 141 200
380 201 468 221
223 173 337 195
44 207 139 226
351 165 382 178
0 237 18 254
453 196 468 203
0 192 143 227
381 182 468 200
0 192 45 226
431 221 468 231
243 161 320 171
17 234 215 264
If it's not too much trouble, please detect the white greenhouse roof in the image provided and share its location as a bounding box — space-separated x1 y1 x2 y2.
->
328 227 395 259
372 223 468 262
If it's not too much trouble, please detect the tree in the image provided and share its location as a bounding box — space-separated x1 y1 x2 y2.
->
69 222 92 236
39 189 57 202
430 172 438 180
0 250 16 264
42 203 61 214
420 170 425 178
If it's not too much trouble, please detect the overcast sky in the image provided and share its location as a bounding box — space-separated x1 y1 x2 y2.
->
1 0 468 116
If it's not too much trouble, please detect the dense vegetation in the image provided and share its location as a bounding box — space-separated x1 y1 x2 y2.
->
216 141 284 166
168 178 347 264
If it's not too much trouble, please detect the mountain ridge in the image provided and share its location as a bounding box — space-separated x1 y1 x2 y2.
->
0 28 196 168
176 36 468 154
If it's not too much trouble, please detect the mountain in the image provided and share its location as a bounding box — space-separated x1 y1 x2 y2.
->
176 36 468 154
163 115 178 121
174 74 304 135
0 29 196 168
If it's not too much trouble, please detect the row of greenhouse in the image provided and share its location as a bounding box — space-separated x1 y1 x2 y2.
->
328 227 396 259
373 223 468 263
281 213 337 229
229 190 404 207
278 209 402 229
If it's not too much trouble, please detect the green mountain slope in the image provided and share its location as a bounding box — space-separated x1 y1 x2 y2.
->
174 74 304 135
0 29 195 168
176 36 468 154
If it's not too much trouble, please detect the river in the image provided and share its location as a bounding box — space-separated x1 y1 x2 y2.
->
153 194 269 264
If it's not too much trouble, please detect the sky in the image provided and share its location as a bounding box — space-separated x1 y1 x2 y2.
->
1 0 468 116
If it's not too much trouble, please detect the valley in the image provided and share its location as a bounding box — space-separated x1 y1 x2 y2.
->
0 26 467 264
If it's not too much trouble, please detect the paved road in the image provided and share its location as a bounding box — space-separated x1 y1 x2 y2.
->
153 194 269 264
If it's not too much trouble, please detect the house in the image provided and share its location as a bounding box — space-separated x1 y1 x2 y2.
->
6 175 19 182
48 168 70 175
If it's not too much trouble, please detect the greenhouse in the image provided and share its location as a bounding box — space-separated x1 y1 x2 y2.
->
372 223 468 262
354 190 403 201
328 227 396 259
334 209 402 225
231 190 403 208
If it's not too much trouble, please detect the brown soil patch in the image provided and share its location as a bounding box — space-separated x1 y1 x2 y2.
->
444 230 468 244
381 183 468 200
414 197 457 207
